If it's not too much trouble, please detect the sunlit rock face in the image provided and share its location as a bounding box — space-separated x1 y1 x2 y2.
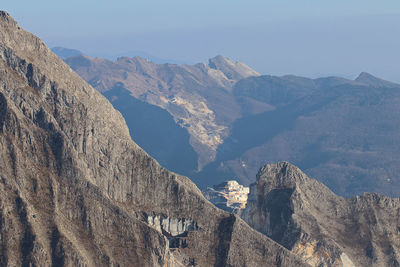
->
0 11 307 267
242 162 400 267
64 53 260 170
203 180 250 214
66 47 400 199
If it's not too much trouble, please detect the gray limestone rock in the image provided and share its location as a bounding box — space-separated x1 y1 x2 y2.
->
208 55 260 81
0 11 307 267
64 52 261 171
242 162 400 266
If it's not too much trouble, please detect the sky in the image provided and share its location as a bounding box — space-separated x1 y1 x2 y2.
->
2 0 400 82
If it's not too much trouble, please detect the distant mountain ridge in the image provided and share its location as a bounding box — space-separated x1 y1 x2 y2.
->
355 71 400 88
64 53 260 170
200 73 400 197
51 46 83 59
2 11 400 267
0 11 306 266
208 55 260 81
62 48 400 198
52 47 187 64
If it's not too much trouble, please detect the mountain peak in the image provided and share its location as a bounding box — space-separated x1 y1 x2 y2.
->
0 11 307 266
244 162 400 266
0 11 15 24
208 55 237 71
256 162 308 189
208 55 259 81
355 72 400 88
355 71 378 82
209 54 233 65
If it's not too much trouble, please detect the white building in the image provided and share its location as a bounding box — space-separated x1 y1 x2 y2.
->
203 180 250 214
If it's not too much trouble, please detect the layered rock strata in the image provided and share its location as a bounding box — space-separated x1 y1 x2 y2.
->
243 162 400 266
0 11 306 267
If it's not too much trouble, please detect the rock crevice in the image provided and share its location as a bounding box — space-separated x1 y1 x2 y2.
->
243 162 400 267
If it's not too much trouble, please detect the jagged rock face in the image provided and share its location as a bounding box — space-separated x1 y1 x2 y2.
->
242 162 400 267
0 11 307 267
208 55 260 81
65 48 400 198
64 54 260 169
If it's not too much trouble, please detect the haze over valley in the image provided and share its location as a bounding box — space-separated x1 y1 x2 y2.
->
59 50 400 197
1 1 400 266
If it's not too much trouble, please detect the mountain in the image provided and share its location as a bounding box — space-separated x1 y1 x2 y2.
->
61 23 400 199
208 55 260 81
64 54 261 171
196 74 400 197
242 162 400 266
51 47 83 59
103 84 198 175
355 72 400 89
112 50 187 65
0 11 307 266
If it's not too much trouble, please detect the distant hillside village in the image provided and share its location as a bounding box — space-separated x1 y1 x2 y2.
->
203 180 250 214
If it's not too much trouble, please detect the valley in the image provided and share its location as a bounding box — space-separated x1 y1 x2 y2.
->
61 50 400 197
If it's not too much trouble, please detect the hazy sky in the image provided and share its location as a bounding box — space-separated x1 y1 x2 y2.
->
2 1 400 82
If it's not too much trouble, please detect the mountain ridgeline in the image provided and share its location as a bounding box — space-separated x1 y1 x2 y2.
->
0 11 307 266
242 162 400 266
217 74 400 196
64 54 260 172
1 10 400 267
62 49 400 197
51 47 83 59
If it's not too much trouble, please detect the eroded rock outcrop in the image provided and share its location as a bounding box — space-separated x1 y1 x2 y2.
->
242 162 400 266
0 11 307 266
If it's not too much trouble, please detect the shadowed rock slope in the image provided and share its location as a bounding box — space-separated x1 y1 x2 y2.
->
242 162 400 267
64 53 260 170
199 73 400 197
65 50 400 198
0 11 307 266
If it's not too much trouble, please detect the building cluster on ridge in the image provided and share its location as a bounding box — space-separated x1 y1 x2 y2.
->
203 180 250 214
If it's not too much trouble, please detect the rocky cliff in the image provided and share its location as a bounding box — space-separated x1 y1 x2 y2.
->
0 11 307 266
200 73 400 197
63 47 400 198
242 162 400 266
64 53 260 170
